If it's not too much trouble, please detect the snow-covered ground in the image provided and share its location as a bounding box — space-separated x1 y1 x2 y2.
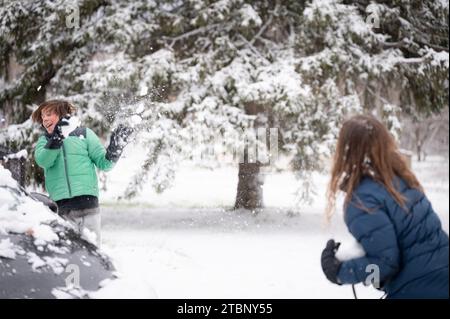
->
98 150 449 299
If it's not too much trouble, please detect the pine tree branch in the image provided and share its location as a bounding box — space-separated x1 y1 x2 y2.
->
394 57 424 64
398 17 449 52
249 3 280 46
381 39 419 56
123 139 162 199
382 40 408 49
236 34 270 64
366 87 391 106
415 40 449 53
162 23 224 49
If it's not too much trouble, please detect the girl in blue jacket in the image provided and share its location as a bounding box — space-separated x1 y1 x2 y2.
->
322 114 448 299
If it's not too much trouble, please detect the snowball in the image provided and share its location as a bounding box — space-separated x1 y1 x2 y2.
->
335 239 366 261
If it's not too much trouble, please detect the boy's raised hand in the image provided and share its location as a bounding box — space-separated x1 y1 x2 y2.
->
114 124 134 144
105 124 134 162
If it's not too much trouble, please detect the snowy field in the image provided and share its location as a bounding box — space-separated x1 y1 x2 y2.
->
96 149 449 299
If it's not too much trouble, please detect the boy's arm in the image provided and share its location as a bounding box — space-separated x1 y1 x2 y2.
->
86 128 114 172
34 136 60 169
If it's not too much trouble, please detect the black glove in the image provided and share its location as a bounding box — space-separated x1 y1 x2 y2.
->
44 117 70 149
106 124 134 162
321 239 342 285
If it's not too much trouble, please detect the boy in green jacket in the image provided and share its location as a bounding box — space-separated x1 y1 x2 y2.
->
32 100 132 246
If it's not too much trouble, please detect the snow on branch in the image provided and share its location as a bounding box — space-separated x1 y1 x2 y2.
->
162 23 224 49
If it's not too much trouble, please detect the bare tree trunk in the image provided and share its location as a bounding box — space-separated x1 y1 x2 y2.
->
417 142 422 162
234 102 268 211
234 162 263 210
415 128 422 162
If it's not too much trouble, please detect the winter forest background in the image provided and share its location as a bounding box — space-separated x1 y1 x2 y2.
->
0 0 449 298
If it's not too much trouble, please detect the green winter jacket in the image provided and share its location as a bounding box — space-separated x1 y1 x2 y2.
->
34 127 114 201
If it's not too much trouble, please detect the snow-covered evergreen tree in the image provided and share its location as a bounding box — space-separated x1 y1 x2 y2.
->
1 0 448 210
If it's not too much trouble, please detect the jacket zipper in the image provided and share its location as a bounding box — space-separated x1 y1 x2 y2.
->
62 143 72 197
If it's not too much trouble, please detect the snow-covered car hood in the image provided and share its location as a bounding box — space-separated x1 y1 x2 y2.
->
0 165 116 298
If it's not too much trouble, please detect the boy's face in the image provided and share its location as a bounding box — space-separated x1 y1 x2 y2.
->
41 107 59 134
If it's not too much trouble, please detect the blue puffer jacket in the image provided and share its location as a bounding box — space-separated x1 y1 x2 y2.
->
337 176 449 299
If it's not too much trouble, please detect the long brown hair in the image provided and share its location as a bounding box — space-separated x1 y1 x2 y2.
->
31 100 76 124
326 114 423 220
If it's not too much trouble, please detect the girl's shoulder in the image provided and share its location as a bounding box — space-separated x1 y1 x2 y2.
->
350 176 421 215
354 176 389 199
346 177 391 215
344 179 389 225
